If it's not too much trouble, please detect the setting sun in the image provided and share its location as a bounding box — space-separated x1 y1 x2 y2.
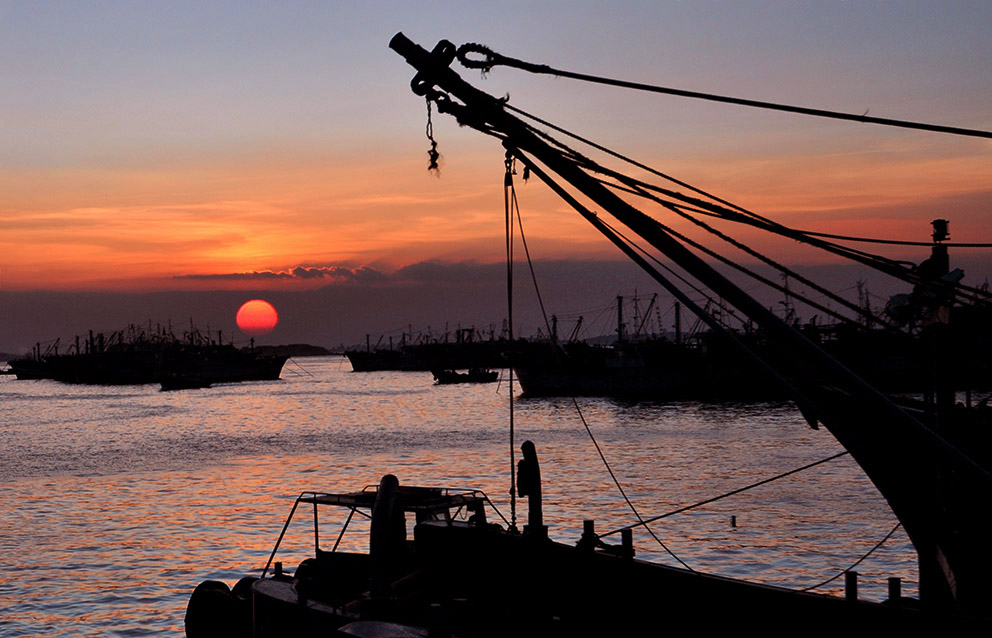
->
236 299 279 336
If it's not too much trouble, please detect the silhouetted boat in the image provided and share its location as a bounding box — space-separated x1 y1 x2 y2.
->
184 33 992 637
431 368 499 384
8 326 288 386
513 300 992 400
345 327 509 372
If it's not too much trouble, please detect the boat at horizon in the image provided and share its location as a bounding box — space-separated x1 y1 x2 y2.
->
513 289 992 401
345 326 510 372
431 367 500 384
8 325 289 386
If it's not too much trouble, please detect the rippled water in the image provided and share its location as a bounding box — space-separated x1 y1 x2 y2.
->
0 355 916 636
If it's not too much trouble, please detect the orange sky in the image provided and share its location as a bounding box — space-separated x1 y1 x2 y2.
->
3 135 988 292
2 3 990 293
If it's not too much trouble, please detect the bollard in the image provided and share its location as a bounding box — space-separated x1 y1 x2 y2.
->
578 520 597 552
845 570 858 602
888 577 901 606
621 528 633 560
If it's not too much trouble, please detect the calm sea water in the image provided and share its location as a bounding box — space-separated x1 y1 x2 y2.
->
0 355 916 636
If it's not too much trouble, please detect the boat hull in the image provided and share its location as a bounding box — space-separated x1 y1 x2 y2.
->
244 518 989 637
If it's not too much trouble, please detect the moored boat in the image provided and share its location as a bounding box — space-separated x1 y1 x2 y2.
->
346 328 509 372
8 326 288 386
431 368 499 384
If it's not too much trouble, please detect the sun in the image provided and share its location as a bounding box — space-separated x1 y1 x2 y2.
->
236 299 279 337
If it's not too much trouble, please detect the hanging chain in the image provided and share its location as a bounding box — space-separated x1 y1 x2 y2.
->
425 98 440 173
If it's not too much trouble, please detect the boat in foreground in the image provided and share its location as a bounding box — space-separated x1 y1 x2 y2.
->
186 445 990 637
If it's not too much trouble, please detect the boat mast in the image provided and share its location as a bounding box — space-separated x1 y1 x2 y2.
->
616 295 625 343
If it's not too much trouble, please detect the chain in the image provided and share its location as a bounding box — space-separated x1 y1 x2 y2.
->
425 98 440 173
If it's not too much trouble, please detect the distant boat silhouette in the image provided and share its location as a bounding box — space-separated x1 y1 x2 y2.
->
431 367 499 384
9 325 288 386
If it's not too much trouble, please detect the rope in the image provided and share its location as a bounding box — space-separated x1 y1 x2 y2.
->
613 182 877 330
289 358 314 377
799 230 992 249
506 155 694 569
456 43 992 139
511 111 899 326
802 521 903 592
510 106 992 308
598 451 851 537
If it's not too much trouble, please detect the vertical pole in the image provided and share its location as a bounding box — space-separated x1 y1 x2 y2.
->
888 577 901 606
580 520 596 552
313 501 320 555
505 153 517 532
616 295 625 342
845 570 858 602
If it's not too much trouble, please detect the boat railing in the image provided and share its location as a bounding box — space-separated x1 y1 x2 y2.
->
260 485 508 578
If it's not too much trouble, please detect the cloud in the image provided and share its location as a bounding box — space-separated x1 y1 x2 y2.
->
179 271 292 281
290 266 386 283
175 265 387 283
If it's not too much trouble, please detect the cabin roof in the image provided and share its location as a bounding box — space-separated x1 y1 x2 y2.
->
298 486 487 514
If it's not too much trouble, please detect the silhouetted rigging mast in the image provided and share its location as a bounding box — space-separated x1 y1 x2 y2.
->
391 33 992 612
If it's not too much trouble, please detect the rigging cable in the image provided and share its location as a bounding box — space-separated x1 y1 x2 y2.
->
503 100 992 306
505 160 694 570
512 107 992 308
456 43 992 139
613 182 878 329
416 69 981 310
802 521 904 592
512 148 824 425
513 154 879 578
598 451 850 537
513 112 898 327
793 230 992 249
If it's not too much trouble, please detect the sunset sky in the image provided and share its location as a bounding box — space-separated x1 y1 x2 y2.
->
1 1 990 351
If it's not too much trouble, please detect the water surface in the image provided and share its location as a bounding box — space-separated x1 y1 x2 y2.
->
0 356 916 636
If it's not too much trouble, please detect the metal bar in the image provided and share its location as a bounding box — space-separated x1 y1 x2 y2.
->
313 500 320 554
261 495 303 578
331 508 357 553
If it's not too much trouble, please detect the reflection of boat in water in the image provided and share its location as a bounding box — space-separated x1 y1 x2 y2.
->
8 326 288 386
345 327 509 372
431 368 499 384
185 34 992 636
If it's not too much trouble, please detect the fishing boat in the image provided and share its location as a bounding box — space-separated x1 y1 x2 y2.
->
431 368 500 384
185 34 992 636
513 291 992 400
345 327 509 372
8 325 288 386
